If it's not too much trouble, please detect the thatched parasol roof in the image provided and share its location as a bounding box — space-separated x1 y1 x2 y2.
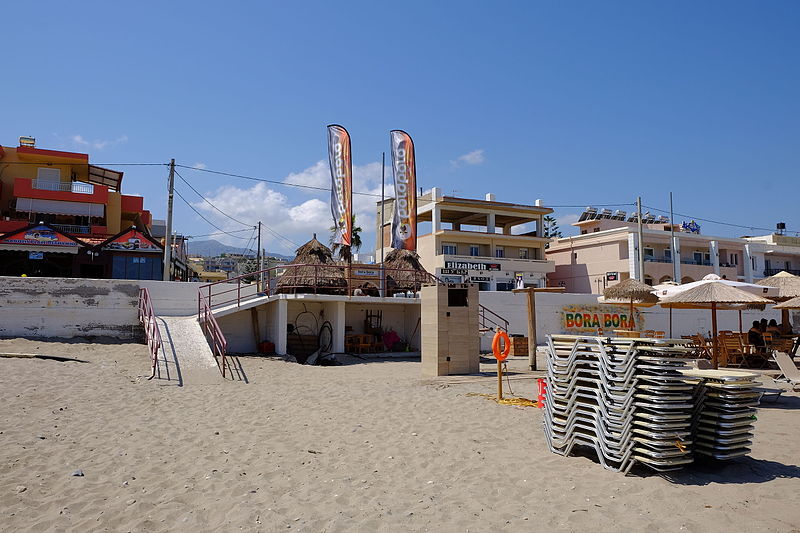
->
276 236 347 294
774 295 800 310
756 271 800 300
603 278 658 304
383 249 432 293
659 281 774 309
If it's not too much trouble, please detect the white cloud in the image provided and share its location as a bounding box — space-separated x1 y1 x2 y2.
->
192 162 207 170
191 160 388 253
450 149 485 168
71 134 128 150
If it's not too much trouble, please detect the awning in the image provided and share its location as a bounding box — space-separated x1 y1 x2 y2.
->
15 198 104 217
88 165 123 192
0 243 79 254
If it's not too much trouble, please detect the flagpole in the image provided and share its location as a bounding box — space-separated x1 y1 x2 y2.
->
380 151 386 297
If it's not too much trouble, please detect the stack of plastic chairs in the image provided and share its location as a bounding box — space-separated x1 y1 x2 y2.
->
681 368 761 460
545 335 697 474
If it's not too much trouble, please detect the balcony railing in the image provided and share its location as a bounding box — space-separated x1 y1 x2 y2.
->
51 223 90 234
764 268 800 276
32 179 94 194
644 257 736 268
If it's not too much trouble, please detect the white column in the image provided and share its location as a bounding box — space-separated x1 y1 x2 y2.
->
743 244 754 283
275 299 288 355
333 301 346 353
487 213 496 234
672 236 682 282
709 240 720 275
628 233 640 281
432 204 441 233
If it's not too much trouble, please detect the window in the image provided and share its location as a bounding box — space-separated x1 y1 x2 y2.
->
495 246 504 258
664 248 672 260
593 227 600 232
643 247 654 258
519 248 529 259
37 168 61 182
730 253 738 266
469 245 480 257
693 252 703 264
447 288 468 307
442 243 457 255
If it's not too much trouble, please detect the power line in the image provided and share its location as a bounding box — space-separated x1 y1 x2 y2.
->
176 164 383 198
642 204 798 234
173 168 255 228
173 187 252 240
185 228 255 239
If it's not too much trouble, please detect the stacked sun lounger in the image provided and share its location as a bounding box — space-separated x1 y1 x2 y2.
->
545 335 697 474
681 368 761 460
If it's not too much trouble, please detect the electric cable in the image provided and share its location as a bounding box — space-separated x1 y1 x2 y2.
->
642 204 799 234
174 168 255 228
173 187 252 240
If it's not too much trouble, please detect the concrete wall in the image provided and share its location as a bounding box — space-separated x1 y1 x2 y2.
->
478 291 785 350
0 276 141 339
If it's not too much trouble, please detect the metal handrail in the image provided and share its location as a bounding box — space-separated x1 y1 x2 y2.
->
198 291 228 377
138 288 164 380
479 304 509 332
198 262 440 311
32 179 94 194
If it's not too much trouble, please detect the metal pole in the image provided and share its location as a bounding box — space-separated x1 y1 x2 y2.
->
257 221 262 291
162 159 175 281
636 196 645 282
527 290 537 371
670 192 677 283
380 151 386 297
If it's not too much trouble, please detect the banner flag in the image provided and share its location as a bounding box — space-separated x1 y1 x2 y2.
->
390 130 417 250
327 124 352 246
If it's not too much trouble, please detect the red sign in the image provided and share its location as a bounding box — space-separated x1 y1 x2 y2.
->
1 225 78 247
103 230 161 252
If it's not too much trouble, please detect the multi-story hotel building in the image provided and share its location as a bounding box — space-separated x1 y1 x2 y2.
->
0 137 162 279
546 207 800 293
376 188 555 290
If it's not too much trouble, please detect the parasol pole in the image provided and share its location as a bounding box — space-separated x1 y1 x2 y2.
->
630 298 635 331
739 309 743 334
669 307 673 339
711 302 719 369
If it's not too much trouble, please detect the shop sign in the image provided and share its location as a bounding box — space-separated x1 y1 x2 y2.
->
441 268 468 275
3 225 78 247
442 276 463 284
444 261 501 271
103 230 161 252
470 276 490 282
354 268 379 277
561 304 643 332
29 251 44 260
606 271 619 282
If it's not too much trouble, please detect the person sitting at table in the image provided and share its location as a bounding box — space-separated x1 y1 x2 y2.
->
748 321 765 350
759 318 769 333
766 319 782 336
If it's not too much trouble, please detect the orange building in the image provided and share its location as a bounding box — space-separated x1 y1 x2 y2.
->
0 137 161 278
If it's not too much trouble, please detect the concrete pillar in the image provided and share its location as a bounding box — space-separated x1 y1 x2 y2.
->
332 301 346 353
628 233 640 281
672 236 682 282
485 193 495 201
432 204 442 233
487 213 496 234
275 299 288 355
431 187 443 201
488 278 497 291
709 240 720 275
743 244 753 283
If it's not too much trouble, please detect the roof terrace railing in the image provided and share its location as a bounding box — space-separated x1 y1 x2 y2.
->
32 179 94 194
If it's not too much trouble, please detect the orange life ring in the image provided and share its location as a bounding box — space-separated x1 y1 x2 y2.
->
492 330 511 362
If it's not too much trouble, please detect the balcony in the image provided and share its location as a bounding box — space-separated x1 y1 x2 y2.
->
439 253 553 274
13 177 108 205
764 268 800 276
51 224 90 234
32 179 94 194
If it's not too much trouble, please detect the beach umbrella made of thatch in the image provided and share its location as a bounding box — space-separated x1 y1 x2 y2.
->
757 271 800 329
382 249 432 293
659 281 774 368
276 236 347 293
775 296 800 310
601 278 659 330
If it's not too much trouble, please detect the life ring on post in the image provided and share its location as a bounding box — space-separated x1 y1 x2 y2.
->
492 330 511 362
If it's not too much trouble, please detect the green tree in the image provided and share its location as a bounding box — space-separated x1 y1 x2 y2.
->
329 214 363 263
543 215 562 248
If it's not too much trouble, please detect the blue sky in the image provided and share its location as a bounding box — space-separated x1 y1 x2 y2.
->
3 1 798 254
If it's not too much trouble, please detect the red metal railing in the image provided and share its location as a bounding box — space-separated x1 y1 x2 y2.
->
198 291 229 377
138 288 164 380
198 263 439 311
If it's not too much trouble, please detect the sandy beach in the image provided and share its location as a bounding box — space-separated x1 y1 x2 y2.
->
1 338 799 532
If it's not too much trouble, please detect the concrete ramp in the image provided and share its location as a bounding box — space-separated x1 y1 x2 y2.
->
156 316 222 385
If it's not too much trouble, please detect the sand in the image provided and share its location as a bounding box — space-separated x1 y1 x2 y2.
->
1 337 799 532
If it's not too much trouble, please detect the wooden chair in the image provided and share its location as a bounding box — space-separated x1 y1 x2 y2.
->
720 335 745 367
642 330 656 338
654 331 666 339
691 334 712 360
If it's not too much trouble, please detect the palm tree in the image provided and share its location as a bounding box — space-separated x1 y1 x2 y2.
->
329 214 362 263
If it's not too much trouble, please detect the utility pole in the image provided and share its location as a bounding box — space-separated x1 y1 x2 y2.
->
163 158 175 281
636 196 645 283
257 221 262 291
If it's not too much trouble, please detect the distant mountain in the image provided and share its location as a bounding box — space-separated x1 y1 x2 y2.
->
188 239 292 260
